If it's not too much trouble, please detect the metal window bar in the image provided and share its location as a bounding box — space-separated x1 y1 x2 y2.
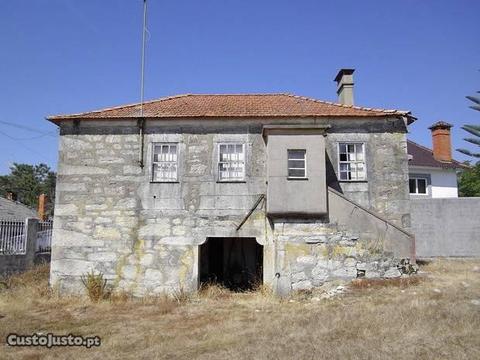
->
36 220 53 253
153 143 178 181
218 143 245 181
0 219 26 255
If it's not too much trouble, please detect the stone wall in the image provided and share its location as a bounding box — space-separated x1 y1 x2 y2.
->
273 220 405 294
50 117 411 295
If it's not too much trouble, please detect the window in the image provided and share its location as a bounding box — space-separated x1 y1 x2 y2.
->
218 143 245 181
287 149 307 178
338 143 366 181
152 143 178 182
409 177 428 195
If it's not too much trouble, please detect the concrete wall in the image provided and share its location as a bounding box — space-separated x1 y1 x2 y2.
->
50 116 411 295
328 189 414 259
411 198 480 257
266 132 327 216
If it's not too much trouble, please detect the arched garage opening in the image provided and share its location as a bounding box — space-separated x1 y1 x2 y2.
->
199 237 263 291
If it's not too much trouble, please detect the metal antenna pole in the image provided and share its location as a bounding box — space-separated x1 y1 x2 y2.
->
138 0 148 168
140 0 147 117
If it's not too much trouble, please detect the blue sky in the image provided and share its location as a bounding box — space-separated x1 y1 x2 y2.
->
0 0 479 174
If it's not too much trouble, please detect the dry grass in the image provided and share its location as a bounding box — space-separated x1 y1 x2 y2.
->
1 259 479 359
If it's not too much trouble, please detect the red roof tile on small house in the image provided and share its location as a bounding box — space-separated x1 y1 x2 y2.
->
47 94 414 123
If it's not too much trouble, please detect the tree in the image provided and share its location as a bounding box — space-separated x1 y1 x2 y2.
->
457 87 480 196
0 163 56 216
456 92 480 159
456 124 480 159
458 162 480 197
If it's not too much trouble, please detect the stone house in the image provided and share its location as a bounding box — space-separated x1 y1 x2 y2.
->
48 69 415 295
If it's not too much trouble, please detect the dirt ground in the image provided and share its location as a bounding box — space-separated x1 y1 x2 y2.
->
0 258 479 359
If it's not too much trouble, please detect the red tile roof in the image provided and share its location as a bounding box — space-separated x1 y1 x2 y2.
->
407 140 468 169
47 93 414 123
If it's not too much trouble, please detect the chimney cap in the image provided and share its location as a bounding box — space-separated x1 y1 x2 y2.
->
334 68 355 83
429 121 453 130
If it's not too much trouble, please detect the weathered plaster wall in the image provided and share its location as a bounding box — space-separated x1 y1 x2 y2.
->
50 117 410 295
411 198 480 257
266 133 327 216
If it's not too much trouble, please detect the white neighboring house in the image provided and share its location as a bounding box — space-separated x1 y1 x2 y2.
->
408 121 467 198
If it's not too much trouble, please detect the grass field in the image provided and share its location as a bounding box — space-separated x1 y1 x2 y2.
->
0 259 479 359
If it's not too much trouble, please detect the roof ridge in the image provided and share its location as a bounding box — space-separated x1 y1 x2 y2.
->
284 93 409 115
185 93 288 96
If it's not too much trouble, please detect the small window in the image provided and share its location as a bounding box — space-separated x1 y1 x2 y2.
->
409 177 428 195
152 143 178 182
287 149 307 178
218 143 245 181
338 143 366 181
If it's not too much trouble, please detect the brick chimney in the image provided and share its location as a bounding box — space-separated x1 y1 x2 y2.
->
429 121 453 162
334 69 355 106
38 193 47 220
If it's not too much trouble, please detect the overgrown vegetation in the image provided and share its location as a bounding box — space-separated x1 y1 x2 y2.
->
81 270 109 303
1 260 479 359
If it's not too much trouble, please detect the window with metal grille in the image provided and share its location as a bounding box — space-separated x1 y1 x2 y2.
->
338 143 366 181
218 143 245 181
287 149 307 178
152 143 178 182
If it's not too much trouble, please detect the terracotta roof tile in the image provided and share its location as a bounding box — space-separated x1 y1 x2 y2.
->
47 93 413 123
407 140 468 169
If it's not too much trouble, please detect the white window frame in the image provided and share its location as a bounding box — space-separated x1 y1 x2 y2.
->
152 143 178 182
409 177 429 195
287 149 307 179
337 142 367 181
217 143 246 182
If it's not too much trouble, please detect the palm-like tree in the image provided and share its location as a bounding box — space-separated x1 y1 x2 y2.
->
456 93 480 159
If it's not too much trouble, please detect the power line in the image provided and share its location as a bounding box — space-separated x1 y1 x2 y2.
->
0 132 52 141
0 120 57 137
0 130 52 162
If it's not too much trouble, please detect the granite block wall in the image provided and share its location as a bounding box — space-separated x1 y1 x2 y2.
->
50 117 411 295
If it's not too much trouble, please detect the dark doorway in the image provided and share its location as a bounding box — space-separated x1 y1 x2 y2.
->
199 237 263 291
